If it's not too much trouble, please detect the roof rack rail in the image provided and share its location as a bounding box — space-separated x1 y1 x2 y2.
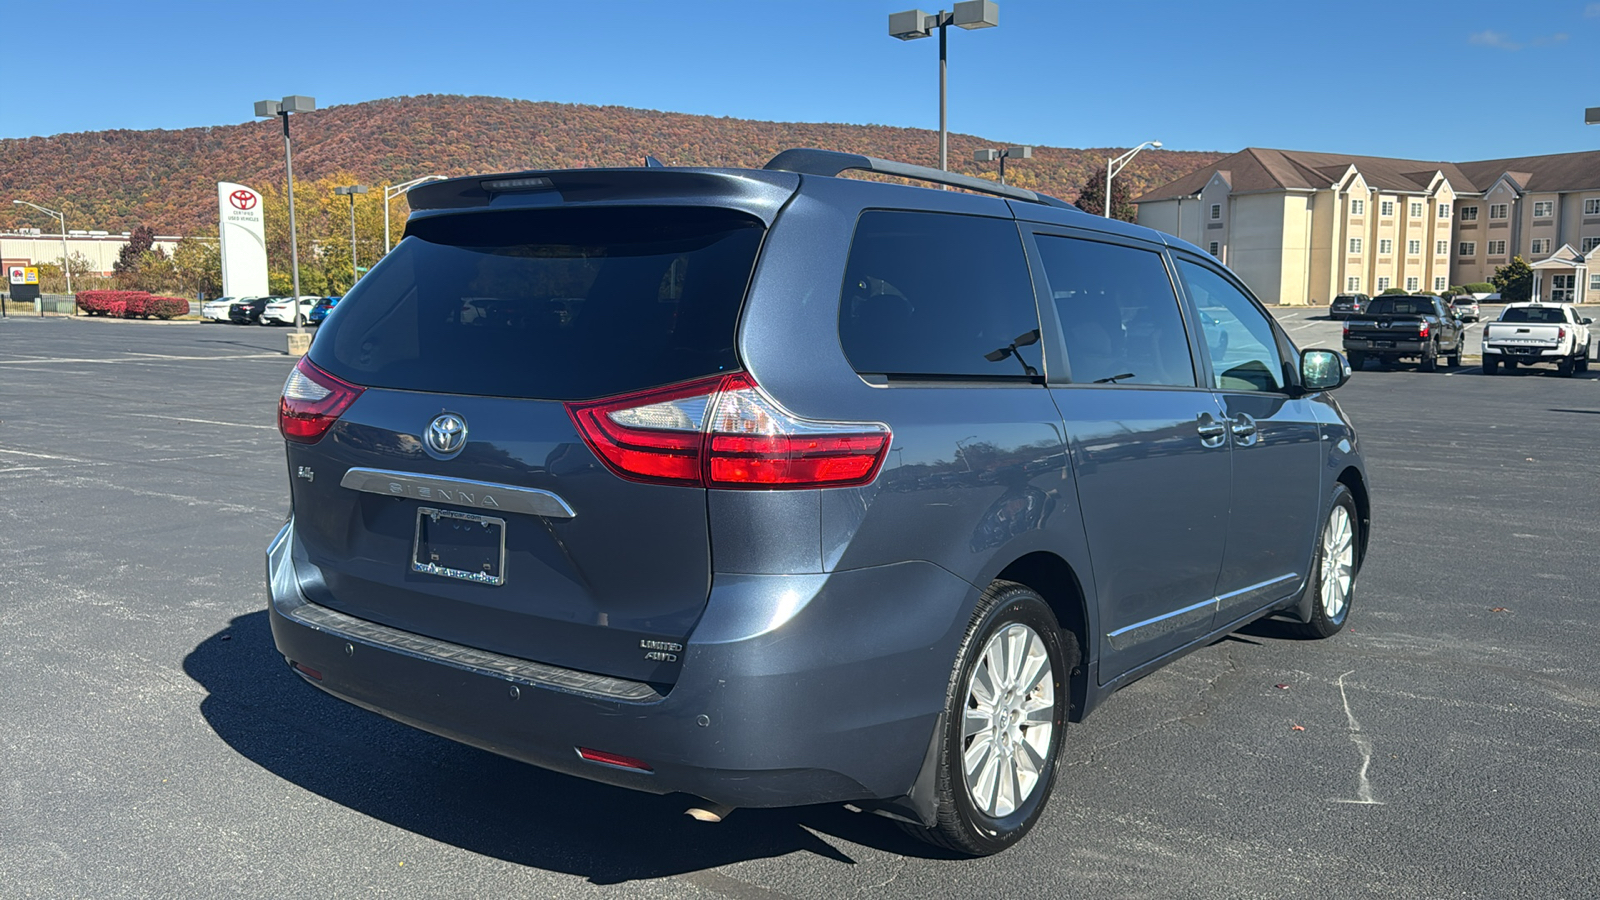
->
764 148 1074 209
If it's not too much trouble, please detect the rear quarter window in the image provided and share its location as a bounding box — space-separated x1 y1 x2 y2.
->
309 206 764 401
838 211 1042 379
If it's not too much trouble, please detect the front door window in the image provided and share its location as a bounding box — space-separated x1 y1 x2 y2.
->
1551 274 1575 303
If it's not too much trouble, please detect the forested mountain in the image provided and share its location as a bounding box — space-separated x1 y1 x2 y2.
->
0 95 1222 235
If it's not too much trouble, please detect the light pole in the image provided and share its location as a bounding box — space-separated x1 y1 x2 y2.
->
383 175 446 253
334 184 368 288
890 1 999 172
254 94 315 340
11 199 71 295
1104 140 1162 220
974 145 1031 185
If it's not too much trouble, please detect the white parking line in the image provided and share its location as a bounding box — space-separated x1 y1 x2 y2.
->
0 353 284 366
126 413 278 431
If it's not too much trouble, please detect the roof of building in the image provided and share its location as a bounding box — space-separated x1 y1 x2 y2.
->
1135 147 1600 203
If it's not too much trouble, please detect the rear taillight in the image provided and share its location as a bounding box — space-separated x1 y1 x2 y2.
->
1418 322 1430 338
279 358 365 443
1342 322 1349 337
1559 327 1567 340
567 373 891 489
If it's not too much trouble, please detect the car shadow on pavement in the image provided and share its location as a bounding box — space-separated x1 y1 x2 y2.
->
183 612 957 882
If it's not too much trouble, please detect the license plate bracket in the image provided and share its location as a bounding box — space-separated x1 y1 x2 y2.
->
412 507 506 585
1375 340 1395 348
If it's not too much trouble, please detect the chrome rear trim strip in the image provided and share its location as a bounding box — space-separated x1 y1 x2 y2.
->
340 467 576 519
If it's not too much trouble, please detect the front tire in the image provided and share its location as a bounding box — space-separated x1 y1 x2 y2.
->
1286 484 1359 639
904 581 1073 856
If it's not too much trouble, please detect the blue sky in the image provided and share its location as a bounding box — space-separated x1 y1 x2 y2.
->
3 0 1597 161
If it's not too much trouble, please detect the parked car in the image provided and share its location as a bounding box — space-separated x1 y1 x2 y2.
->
307 295 341 325
261 295 320 326
1481 302 1592 376
1342 294 1465 371
201 296 237 322
229 296 274 324
1328 292 1369 320
267 149 1369 856
1447 295 1481 323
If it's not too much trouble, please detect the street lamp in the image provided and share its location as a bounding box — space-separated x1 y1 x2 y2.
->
383 175 446 253
974 145 1031 185
254 94 315 339
333 184 368 288
11 199 71 295
1104 140 1162 220
890 1 999 172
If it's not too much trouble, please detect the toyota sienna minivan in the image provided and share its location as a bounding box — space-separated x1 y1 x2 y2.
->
268 149 1370 855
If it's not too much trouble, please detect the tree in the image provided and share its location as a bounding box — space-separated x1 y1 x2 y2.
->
114 225 157 278
1073 170 1137 221
1490 256 1533 303
1378 287 1408 295
172 238 222 298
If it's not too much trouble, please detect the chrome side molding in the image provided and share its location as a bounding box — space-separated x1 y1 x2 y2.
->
339 467 576 519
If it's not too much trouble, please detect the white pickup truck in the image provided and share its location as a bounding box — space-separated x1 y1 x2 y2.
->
1481 302 1592 376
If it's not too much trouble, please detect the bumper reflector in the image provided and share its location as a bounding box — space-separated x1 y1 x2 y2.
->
577 747 654 772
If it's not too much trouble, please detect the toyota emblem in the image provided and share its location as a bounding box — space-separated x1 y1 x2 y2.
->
425 414 468 456
229 190 258 211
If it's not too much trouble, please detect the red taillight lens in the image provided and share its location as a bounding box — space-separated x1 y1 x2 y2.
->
566 373 891 489
1418 322 1430 338
1342 322 1349 337
279 358 365 443
576 747 653 771
1559 327 1567 340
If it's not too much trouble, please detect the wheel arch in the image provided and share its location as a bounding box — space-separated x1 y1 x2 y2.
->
994 551 1090 723
1335 466 1370 568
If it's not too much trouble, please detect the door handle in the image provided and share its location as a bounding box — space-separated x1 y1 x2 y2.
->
1230 413 1259 446
1196 413 1227 448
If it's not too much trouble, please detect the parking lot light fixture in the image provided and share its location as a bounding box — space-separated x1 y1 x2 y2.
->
11 199 71 295
1586 107 1600 126
889 1 1000 172
1104 140 1161 219
973 145 1031 185
383 175 447 253
255 95 316 336
333 185 369 287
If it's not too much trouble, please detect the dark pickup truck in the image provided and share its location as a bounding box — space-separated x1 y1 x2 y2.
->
1342 295 1465 371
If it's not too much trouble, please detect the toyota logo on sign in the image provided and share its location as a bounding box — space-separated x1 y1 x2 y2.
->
229 190 258 211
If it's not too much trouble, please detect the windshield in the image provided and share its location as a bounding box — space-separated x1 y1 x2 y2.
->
1499 307 1567 324
310 206 765 400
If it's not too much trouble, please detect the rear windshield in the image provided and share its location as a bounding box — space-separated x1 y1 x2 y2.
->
1499 307 1566 324
1367 297 1433 316
309 206 764 400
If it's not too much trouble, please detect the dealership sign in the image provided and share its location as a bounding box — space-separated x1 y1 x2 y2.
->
217 182 268 298
9 266 38 285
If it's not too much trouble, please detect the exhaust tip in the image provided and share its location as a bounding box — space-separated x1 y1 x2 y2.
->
684 801 735 823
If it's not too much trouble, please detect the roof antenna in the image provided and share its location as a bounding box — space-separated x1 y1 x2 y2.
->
644 155 665 168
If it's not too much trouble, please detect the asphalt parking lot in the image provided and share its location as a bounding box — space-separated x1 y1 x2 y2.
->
3 313 1599 899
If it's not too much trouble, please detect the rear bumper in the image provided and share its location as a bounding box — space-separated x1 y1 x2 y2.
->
1344 338 1426 354
266 520 971 810
1483 344 1564 360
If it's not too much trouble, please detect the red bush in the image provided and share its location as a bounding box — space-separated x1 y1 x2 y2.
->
147 296 190 319
77 290 150 316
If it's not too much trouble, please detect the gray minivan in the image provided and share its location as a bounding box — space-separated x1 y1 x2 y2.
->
268 149 1369 855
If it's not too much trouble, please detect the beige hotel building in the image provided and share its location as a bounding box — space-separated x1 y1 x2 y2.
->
1134 148 1600 306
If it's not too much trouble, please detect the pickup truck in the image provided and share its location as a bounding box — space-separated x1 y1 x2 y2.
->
1342 295 1465 372
1481 302 1592 376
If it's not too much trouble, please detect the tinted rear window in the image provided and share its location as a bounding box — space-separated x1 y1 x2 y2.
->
1368 297 1434 315
309 206 764 400
1499 307 1566 324
838 211 1041 378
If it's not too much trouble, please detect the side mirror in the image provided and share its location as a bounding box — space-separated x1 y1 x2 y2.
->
1301 348 1350 392
1584 318 1594 325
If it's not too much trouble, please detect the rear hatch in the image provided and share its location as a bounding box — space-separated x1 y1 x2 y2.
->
1484 307 1568 349
285 200 773 686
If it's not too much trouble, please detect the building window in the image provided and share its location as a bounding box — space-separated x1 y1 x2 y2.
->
1349 238 1362 254
1409 202 1424 218
1405 276 1419 292
1438 203 1451 219
1591 273 1600 291
1378 238 1392 254
1436 240 1448 255
1211 204 1221 220
1586 199 1600 216
1533 200 1554 218
1377 276 1390 291
1380 200 1395 217
1490 204 1508 220
1208 241 1220 257
1531 238 1549 255
1347 276 1361 292
1461 206 1479 221
1351 199 1365 216
1459 242 1476 256
1407 240 1421 255
1488 240 1507 256
1583 237 1600 252
1434 276 1447 292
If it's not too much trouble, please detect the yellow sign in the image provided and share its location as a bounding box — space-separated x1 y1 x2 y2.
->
24 267 38 285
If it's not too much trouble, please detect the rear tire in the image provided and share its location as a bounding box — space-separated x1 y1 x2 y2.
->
902 581 1073 857
1558 358 1575 377
1346 351 1366 370
1447 344 1462 368
1419 342 1438 372
1285 484 1359 640
1482 356 1497 375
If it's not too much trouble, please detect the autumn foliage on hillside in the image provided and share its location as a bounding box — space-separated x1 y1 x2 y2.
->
0 95 1223 235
